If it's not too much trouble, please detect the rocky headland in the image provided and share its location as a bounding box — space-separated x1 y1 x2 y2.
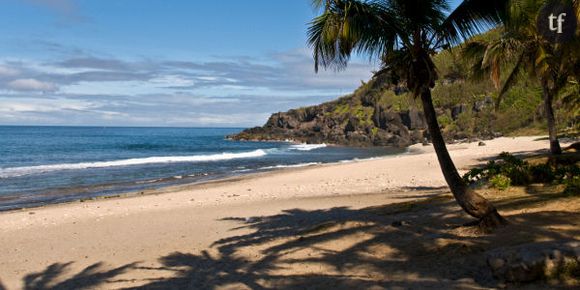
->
228 79 497 147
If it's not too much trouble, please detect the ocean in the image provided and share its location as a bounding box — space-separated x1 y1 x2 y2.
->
0 126 404 211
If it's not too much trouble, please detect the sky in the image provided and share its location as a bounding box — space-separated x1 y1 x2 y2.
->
0 0 460 127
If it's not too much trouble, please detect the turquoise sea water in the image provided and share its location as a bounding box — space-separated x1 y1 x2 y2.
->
0 126 404 210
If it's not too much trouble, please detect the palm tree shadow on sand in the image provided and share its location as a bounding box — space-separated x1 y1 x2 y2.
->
14 262 137 290
13 190 577 290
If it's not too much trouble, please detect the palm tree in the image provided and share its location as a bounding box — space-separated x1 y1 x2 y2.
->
463 0 580 155
307 0 508 228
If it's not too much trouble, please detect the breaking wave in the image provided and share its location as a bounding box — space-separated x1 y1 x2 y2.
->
259 162 321 170
0 149 268 178
288 143 327 151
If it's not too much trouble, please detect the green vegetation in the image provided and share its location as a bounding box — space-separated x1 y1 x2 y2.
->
314 41 575 142
314 22 578 142
461 0 580 154
463 152 580 192
489 174 511 190
433 44 577 139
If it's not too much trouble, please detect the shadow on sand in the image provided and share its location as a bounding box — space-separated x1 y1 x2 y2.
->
7 189 578 289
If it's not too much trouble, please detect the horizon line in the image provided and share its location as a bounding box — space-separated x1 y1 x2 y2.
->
0 124 249 129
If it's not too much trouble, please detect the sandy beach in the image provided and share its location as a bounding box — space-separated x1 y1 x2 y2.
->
0 136 576 289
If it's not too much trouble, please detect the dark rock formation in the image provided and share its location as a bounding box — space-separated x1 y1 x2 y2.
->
451 103 469 120
229 97 428 147
473 96 494 112
229 79 500 147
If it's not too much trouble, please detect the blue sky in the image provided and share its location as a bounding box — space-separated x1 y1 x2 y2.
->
0 0 460 127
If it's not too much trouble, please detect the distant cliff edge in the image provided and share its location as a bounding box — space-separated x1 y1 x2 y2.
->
228 75 501 147
228 78 433 147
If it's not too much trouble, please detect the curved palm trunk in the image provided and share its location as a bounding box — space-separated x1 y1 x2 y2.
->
542 85 562 155
420 88 505 228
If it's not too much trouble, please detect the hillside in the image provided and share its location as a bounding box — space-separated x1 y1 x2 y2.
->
229 43 576 147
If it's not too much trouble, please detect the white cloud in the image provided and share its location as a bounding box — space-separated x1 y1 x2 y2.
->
0 47 377 126
150 75 195 87
0 98 94 113
0 66 19 77
7 79 58 92
197 76 219 81
60 80 165 95
153 113 273 126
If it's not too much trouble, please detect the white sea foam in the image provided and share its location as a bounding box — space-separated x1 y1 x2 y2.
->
0 149 268 178
288 143 327 151
339 156 386 163
259 162 321 170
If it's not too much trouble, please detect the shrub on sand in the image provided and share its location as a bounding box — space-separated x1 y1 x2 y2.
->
490 174 511 190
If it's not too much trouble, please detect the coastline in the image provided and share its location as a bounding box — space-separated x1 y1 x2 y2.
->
0 135 545 214
0 130 403 212
0 136 571 289
0 136 559 217
0 145 405 213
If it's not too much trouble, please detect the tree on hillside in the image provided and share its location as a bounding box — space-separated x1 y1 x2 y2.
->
307 0 508 228
463 0 580 155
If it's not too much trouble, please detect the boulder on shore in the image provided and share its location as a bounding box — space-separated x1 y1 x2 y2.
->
486 241 580 283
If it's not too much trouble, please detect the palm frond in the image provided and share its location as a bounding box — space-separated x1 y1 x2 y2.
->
461 40 491 80
386 0 449 33
495 51 526 109
557 79 580 120
441 0 507 45
307 0 398 72
311 0 327 10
